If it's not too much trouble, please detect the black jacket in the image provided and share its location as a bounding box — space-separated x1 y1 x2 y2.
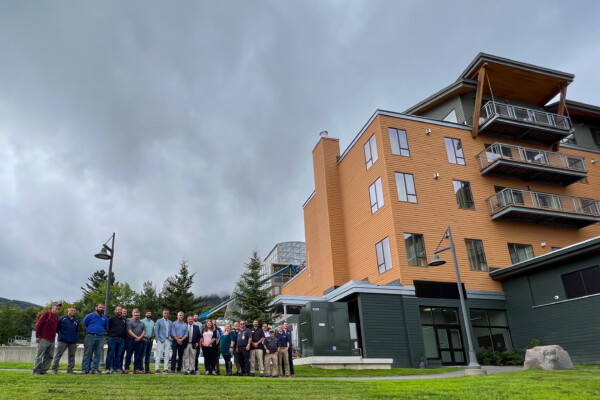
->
183 324 201 348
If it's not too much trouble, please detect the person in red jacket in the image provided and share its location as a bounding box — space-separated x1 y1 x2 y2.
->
33 301 61 375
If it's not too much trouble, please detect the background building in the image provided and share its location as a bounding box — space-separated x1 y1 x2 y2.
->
261 241 306 295
277 53 600 367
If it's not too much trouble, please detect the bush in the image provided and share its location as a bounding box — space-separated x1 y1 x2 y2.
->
476 348 502 365
476 348 525 366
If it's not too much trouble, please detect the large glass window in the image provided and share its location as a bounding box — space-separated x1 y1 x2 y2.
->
364 134 378 169
389 128 410 157
561 266 600 299
396 172 417 203
404 233 427 266
444 138 465 165
369 177 384 214
465 239 488 271
443 109 458 123
375 237 393 274
508 243 534 264
420 307 465 365
470 309 513 352
453 180 475 210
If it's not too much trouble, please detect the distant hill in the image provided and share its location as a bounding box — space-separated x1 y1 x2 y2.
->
0 297 41 309
203 293 229 307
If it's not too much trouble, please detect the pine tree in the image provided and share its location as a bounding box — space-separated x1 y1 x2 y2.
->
160 260 205 316
137 281 160 316
231 251 279 325
81 269 116 296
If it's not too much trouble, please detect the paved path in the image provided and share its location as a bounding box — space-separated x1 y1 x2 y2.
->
1 366 523 380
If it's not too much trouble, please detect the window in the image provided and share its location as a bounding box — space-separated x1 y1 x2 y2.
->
443 109 458 123
561 266 600 299
445 138 465 165
364 134 378 169
470 309 513 352
389 128 410 156
376 237 393 274
507 243 534 264
591 128 600 147
453 180 475 210
404 233 427 266
396 172 417 203
369 178 384 214
465 239 488 271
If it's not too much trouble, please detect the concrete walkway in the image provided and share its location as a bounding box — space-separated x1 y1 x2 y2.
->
1 366 523 380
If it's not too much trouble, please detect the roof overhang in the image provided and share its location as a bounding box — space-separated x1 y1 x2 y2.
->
404 79 477 115
490 236 600 280
460 53 574 107
545 99 600 120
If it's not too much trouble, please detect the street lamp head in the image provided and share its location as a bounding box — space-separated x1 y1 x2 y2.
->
94 247 112 260
428 254 447 267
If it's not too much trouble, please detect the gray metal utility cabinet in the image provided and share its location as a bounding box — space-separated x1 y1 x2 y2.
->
299 302 352 357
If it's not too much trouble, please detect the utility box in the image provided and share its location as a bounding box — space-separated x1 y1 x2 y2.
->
299 302 352 357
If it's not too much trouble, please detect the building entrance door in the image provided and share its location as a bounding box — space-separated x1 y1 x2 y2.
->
436 326 466 365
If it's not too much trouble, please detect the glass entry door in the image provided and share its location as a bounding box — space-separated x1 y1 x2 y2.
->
436 327 466 365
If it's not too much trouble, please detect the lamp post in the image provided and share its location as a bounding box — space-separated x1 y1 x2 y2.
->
94 232 115 310
429 226 485 374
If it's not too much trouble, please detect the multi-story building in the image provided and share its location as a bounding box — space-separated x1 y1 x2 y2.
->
278 53 600 367
261 241 306 296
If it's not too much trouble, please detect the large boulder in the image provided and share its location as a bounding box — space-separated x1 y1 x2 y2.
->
524 345 574 370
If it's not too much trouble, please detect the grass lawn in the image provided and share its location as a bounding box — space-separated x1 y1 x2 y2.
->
0 369 599 399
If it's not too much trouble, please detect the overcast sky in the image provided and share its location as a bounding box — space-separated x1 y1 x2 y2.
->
1 1 599 305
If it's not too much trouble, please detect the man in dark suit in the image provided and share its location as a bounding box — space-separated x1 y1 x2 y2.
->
182 315 201 375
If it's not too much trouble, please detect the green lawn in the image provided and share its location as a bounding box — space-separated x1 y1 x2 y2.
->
0 369 599 399
293 365 460 377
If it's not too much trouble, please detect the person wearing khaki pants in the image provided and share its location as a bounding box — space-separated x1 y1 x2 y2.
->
263 330 279 377
275 325 290 377
249 320 265 376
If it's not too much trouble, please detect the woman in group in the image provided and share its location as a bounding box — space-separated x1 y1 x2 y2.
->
201 320 217 375
219 323 237 376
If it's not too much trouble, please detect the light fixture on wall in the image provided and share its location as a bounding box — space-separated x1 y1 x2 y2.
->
426 128 431 135
541 242 546 247
592 159 596 164
433 172 440 179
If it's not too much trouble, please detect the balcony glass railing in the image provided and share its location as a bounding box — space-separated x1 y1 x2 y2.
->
476 142 586 172
480 102 572 131
486 188 600 216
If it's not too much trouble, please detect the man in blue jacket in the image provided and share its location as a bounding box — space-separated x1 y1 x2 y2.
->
50 306 79 374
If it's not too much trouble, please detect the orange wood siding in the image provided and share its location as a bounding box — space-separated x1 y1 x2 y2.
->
282 114 600 297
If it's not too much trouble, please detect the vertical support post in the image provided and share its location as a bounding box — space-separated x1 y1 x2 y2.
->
104 232 115 310
472 64 488 138
553 83 568 152
283 304 288 321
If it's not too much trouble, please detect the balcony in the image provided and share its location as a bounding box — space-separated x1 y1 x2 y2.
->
479 102 573 145
476 142 587 186
486 188 600 228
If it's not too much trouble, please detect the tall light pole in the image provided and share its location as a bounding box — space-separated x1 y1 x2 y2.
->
94 232 115 309
429 226 485 375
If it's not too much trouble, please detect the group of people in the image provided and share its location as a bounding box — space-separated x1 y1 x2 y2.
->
32 301 296 378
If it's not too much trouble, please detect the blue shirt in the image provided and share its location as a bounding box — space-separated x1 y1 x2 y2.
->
155 318 172 342
142 318 155 339
56 315 79 343
275 332 290 348
171 320 188 340
83 312 109 335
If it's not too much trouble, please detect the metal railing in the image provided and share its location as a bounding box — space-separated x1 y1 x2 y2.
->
486 188 600 216
476 142 586 172
480 102 572 131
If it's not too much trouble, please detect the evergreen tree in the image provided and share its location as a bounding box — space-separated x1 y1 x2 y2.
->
231 251 279 325
137 281 160 316
81 269 116 296
160 260 205 316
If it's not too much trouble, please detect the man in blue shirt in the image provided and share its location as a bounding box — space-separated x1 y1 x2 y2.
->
51 306 79 374
275 324 290 377
82 303 109 374
170 311 188 374
141 310 155 373
154 309 172 373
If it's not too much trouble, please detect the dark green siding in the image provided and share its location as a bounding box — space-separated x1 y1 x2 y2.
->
501 254 600 364
355 293 506 367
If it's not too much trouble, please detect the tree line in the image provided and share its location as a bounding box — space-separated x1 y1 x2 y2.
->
0 251 280 345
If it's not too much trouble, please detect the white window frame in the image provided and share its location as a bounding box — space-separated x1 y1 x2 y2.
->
369 177 384 214
364 134 378 169
395 172 417 203
376 237 393 274
389 128 410 157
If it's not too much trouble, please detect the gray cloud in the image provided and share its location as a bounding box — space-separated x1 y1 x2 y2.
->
1 0 599 304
